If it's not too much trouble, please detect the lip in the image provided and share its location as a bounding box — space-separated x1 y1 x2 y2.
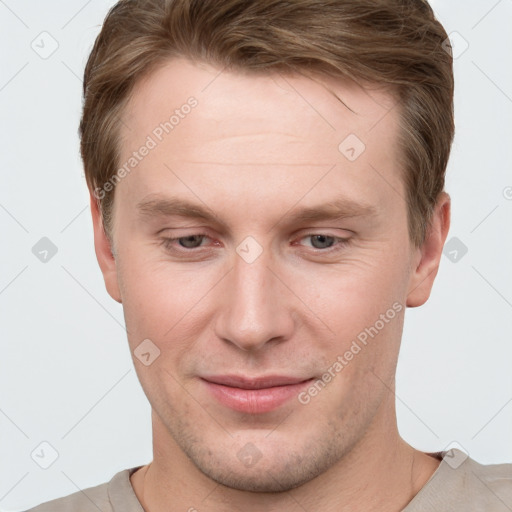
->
201 375 315 414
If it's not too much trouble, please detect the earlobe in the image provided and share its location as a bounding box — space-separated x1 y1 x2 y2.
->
89 192 122 303
406 192 451 308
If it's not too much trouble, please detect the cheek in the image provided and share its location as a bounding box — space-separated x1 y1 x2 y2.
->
118 251 205 340
289 247 409 392
116 224 410 365
292 248 407 331
117 249 222 352
303 285 405 418
117 257 214 402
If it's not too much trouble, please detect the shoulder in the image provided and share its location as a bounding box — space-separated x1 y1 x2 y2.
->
21 466 142 512
406 449 512 512
22 480 111 512
465 455 512 508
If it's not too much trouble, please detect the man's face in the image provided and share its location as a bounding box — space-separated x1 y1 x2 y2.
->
100 57 423 491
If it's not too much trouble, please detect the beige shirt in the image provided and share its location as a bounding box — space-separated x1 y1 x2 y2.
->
23 449 512 511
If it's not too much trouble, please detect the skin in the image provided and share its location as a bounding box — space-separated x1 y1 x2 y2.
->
90 57 450 511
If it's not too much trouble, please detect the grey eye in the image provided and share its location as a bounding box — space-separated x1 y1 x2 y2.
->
309 235 335 249
178 235 205 248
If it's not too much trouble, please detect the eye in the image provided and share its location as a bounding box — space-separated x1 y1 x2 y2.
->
305 234 336 249
159 232 349 256
162 234 210 250
297 234 349 251
177 235 207 248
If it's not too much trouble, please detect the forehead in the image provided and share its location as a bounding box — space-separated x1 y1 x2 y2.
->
121 56 398 157
115 57 403 219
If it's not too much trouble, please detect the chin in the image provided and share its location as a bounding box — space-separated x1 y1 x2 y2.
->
178 431 346 494
195 458 318 493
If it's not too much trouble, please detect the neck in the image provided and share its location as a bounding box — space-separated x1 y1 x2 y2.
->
131 398 440 512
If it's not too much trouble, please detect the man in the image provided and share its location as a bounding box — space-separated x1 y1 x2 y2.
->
25 0 512 510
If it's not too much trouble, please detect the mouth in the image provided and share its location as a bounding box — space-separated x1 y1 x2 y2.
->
200 374 315 414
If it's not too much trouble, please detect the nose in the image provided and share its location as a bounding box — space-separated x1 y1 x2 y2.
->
214 245 295 352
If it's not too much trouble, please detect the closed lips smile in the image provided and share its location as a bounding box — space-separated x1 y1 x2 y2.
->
201 375 315 413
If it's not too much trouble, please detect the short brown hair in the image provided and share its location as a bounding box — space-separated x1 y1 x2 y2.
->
80 0 454 246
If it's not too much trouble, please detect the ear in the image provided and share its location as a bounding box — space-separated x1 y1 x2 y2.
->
89 191 122 303
406 192 451 308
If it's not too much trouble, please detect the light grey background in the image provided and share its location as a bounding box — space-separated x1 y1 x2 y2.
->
1 0 511 509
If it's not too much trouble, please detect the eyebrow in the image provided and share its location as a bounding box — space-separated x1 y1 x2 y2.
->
136 194 378 228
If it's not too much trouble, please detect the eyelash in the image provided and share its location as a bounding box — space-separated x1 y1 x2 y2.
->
159 233 350 254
